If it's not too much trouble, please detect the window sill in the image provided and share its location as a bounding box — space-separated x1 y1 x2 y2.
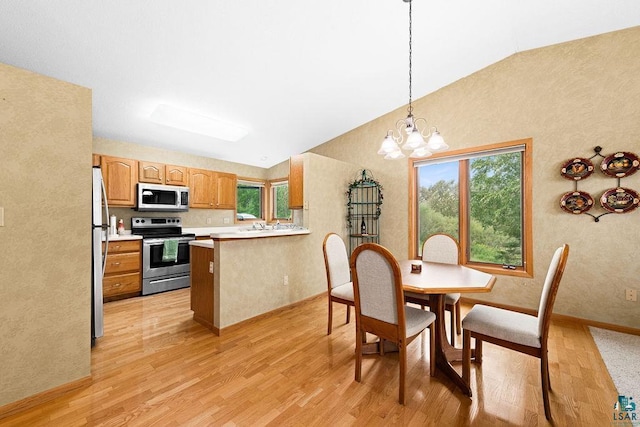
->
465 263 533 279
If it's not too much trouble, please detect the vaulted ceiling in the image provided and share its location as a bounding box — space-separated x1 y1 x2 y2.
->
1 1 639 167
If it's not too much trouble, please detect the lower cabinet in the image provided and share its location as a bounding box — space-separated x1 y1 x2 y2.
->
190 244 217 333
103 239 141 302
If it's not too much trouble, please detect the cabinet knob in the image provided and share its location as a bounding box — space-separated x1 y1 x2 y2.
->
114 283 121 288
112 262 121 266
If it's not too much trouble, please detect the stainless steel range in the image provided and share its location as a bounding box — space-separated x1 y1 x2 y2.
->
131 217 196 295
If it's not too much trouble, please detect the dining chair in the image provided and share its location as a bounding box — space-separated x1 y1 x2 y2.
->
350 243 436 404
461 244 569 421
404 233 462 345
322 233 355 335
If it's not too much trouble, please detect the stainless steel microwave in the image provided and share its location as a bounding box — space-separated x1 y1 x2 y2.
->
136 183 189 212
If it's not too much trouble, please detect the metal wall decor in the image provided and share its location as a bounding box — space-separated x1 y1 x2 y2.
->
559 146 640 222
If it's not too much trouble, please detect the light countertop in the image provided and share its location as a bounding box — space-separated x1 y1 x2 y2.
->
183 226 310 239
208 228 310 239
183 227 234 237
102 233 142 242
189 239 214 249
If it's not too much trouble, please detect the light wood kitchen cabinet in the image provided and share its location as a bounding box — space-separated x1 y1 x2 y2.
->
214 172 237 209
103 239 141 301
190 244 216 332
189 168 237 209
138 161 164 184
166 164 189 186
288 154 304 209
100 155 138 207
139 161 189 186
189 168 215 208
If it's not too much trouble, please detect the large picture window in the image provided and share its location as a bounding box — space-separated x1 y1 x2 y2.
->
236 179 264 221
410 139 533 277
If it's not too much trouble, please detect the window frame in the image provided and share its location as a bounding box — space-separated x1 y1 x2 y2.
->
236 178 266 223
408 138 533 278
268 178 292 223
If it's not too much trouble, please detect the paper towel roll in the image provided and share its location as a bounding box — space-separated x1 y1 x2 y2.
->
109 215 117 236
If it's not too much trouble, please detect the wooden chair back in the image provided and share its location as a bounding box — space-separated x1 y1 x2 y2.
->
422 233 460 264
537 244 570 342
351 243 405 336
323 233 350 291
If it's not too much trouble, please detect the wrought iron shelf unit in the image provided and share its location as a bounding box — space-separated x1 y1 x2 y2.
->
347 170 383 253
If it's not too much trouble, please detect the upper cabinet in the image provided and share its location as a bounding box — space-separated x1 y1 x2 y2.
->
100 155 138 206
166 164 189 186
139 161 189 186
188 169 237 209
288 155 304 209
189 168 215 208
214 172 237 209
138 161 164 184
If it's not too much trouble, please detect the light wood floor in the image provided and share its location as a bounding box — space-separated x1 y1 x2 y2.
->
1 288 622 426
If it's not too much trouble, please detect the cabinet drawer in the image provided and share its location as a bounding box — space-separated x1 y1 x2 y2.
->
104 252 140 274
105 240 140 253
103 272 140 297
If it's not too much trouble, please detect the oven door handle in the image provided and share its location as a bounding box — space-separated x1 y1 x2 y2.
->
143 238 193 245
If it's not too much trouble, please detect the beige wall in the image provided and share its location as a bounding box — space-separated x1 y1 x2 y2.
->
311 27 640 329
0 64 93 406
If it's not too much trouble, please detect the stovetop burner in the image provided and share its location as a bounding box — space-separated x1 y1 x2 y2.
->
136 231 196 239
131 216 194 240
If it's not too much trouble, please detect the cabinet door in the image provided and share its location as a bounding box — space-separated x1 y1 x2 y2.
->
166 164 189 186
189 168 215 208
138 161 165 184
288 155 304 209
214 172 237 209
103 273 141 298
100 156 137 206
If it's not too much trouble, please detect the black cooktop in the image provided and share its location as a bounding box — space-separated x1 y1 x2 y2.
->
130 216 195 239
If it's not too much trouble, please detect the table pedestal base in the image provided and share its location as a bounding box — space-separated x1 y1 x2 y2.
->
359 295 474 396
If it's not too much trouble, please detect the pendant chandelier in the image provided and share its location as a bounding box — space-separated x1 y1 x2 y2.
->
378 0 448 160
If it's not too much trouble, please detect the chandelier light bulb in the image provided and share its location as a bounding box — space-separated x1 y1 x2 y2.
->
384 149 406 160
410 147 433 158
378 133 399 155
402 127 426 150
426 130 449 152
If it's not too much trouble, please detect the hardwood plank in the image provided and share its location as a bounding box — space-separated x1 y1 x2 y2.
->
0 291 622 425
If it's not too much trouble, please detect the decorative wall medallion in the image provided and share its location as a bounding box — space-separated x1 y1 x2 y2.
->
600 187 640 213
560 191 594 214
561 158 594 180
600 152 639 178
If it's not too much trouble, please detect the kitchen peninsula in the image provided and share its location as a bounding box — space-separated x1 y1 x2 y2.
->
189 227 311 334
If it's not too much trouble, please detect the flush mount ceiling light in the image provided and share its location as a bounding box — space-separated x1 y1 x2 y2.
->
149 104 249 142
378 0 448 160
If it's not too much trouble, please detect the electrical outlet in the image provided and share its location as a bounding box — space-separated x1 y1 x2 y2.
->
206 217 212 224
0 207 4 226
209 262 214 274
625 289 637 302
283 275 289 286
223 217 230 224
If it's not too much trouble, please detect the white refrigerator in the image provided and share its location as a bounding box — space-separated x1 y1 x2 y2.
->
92 167 109 345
